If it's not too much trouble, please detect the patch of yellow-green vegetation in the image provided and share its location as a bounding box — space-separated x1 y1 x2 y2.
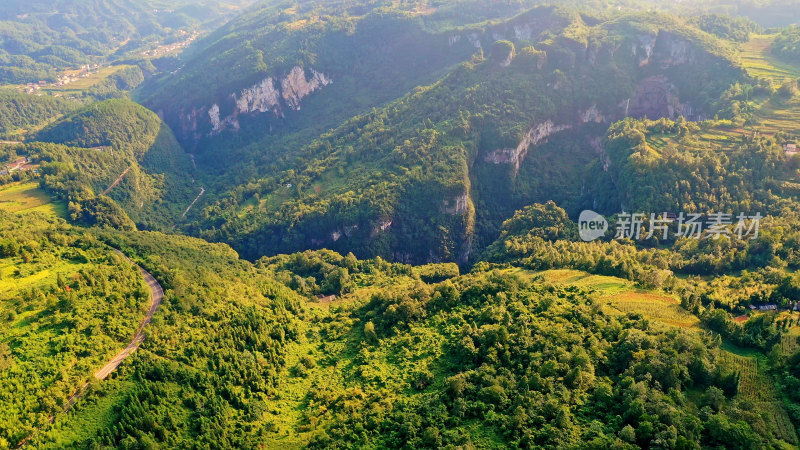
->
236 195 260 218
0 257 90 321
263 306 445 448
741 35 800 88
752 95 800 134
41 380 138 448
645 127 742 156
533 268 630 294
318 272 419 310
718 350 771 400
532 269 699 328
606 291 700 328
532 268 629 291
0 182 65 217
258 186 293 213
260 337 327 448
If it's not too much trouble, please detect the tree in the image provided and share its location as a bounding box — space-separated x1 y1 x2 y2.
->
364 321 377 345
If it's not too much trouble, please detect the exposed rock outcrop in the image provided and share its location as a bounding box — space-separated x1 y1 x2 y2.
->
281 67 332 110
635 34 657 66
442 193 469 215
236 77 281 114
208 104 221 131
633 32 697 69
196 65 332 136
371 219 393 237
581 104 606 123
483 121 572 175
628 75 693 119
344 224 359 238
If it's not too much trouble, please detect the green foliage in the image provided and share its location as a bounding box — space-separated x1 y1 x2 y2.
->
691 14 760 42
182 11 744 263
773 26 800 61
0 211 148 445
0 89 78 138
490 40 515 64
0 0 253 84
275 270 768 448
27 228 306 448
27 99 196 229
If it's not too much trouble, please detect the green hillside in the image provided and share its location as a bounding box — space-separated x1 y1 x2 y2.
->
0 90 79 139
0 0 256 85
0 212 150 447
145 8 748 263
3 1 800 448
28 99 197 230
6 217 795 449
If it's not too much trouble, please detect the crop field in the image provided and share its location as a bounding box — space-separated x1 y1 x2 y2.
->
43 65 134 93
740 35 800 87
0 181 65 216
535 269 630 292
533 269 699 328
645 128 741 157
718 351 770 401
758 401 799 445
717 350 799 444
605 291 700 328
752 96 800 135
781 333 800 355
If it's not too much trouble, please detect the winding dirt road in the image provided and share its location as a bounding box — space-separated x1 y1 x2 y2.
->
102 167 131 195
18 250 163 447
96 250 163 380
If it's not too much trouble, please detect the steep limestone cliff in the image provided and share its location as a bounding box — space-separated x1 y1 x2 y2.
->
483 121 572 175
442 192 469 215
628 75 694 119
179 65 333 137
236 77 281 115
281 67 332 110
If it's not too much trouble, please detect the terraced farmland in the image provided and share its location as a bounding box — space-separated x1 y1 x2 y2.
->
605 291 700 328
740 35 800 87
718 350 799 445
533 269 699 328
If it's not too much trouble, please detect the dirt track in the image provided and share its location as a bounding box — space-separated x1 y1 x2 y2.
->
18 250 163 448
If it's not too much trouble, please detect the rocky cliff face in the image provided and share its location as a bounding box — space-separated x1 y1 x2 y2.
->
178 65 332 138
483 121 572 175
632 31 697 69
627 75 694 119
237 77 281 115
281 67 332 110
442 192 469 215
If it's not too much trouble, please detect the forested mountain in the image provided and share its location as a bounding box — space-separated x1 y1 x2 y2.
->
2 0 800 448
142 5 747 263
0 0 256 84
16 99 198 230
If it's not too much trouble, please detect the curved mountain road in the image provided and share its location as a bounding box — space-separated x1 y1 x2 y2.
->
63 250 163 407
94 250 163 380
18 250 163 447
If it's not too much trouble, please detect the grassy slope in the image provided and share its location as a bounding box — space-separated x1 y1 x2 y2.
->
0 181 66 217
0 210 149 446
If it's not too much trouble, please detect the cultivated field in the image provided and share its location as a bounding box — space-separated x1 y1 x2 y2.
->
740 35 800 88
0 181 65 216
718 349 799 445
533 269 699 328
